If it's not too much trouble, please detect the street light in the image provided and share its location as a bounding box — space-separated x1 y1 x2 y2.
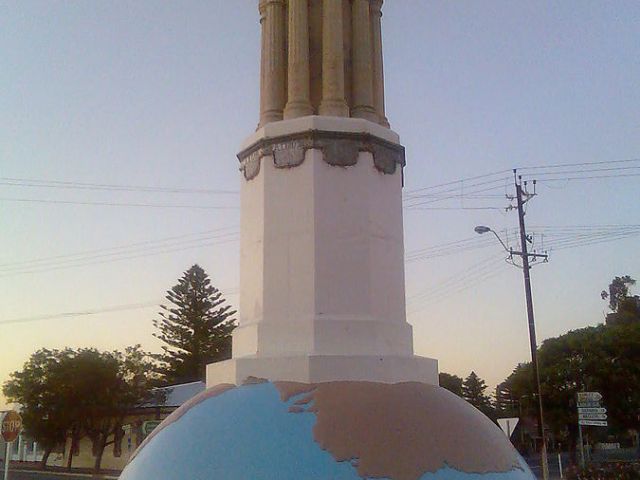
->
475 224 550 480
474 226 510 253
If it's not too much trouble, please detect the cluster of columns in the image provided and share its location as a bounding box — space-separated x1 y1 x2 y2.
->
258 0 389 127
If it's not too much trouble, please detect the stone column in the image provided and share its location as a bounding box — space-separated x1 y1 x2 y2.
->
259 0 286 126
284 0 313 119
371 0 389 127
351 0 377 121
318 0 349 117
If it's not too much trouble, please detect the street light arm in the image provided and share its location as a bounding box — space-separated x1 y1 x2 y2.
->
490 230 510 253
475 225 510 253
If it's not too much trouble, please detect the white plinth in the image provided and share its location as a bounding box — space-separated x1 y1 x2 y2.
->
207 354 438 385
207 117 438 387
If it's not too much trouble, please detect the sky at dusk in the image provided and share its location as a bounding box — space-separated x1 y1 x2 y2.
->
1 1 639 409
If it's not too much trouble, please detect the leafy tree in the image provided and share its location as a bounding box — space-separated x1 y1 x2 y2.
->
3 349 73 469
601 275 635 311
462 371 494 416
153 264 236 384
499 323 640 462
3 346 160 473
602 275 639 326
439 372 463 397
495 364 531 417
72 346 160 472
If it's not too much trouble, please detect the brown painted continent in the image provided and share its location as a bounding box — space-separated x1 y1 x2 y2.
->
275 381 521 480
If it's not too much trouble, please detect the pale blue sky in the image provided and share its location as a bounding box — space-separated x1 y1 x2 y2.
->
1 1 639 407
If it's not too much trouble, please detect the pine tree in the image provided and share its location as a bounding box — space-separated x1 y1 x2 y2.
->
439 372 464 397
462 371 494 417
153 264 236 384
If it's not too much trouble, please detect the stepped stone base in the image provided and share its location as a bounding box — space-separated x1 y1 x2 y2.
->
206 354 439 387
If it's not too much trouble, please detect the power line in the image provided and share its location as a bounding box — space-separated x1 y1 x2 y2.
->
404 206 505 211
516 158 640 170
0 302 160 325
405 228 640 311
0 290 239 325
404 182 512 207
404 225 640 264
532 173 640 182
0 226 238 270
546 230 640 251
0 236 239 278
521 166 640 176
404 170 511 194
404 177 511 200
0 197 240 210
408 266 508 314
407 254 504 304
402 158 639 203
0 177 238 195
406 255 507 314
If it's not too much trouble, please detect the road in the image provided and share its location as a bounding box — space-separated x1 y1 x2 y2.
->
7 470 117 480
526 454 567 480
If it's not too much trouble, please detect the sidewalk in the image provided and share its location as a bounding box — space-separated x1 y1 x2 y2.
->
10 470 118 480
2 461 119 480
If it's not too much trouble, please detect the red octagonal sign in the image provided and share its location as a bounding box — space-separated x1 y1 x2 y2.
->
1 410 22 443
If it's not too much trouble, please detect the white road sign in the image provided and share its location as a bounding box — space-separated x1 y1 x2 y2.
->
579 413 607 420
577 392 602 402
497 418 519 439
577 401 601 408
578 407 607 414
579 420 607 427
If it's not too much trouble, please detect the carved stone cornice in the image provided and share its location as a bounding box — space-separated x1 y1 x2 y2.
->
237 130 405 181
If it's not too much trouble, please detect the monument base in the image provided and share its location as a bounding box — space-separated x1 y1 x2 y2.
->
206 354 439 387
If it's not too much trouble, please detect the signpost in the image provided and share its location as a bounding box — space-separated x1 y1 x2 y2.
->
1 411 23 480
579 413 607 420
142 420 162 437
577 408 606 414
577 392 602 402
579 420 608 427
576 392 607 468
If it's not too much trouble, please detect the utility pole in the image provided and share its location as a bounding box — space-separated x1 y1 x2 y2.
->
474 171 550 479
514 171 550 480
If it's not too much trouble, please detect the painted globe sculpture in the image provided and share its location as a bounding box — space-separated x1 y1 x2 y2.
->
120 379 535 480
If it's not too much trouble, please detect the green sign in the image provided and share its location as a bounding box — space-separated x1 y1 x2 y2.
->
142 420 162 436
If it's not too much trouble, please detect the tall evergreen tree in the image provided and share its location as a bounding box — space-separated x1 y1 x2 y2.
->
462 371 494 416
439 372 464 397
153 264 236 384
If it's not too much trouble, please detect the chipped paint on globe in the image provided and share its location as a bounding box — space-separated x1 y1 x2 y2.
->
120 381 535 480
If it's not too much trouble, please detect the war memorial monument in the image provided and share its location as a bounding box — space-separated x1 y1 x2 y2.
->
120 1 536 478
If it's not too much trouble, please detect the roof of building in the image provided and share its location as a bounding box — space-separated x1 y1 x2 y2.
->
160 381 206 407
142 381 206 409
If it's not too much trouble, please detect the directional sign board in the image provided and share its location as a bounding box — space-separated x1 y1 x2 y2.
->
576 392 607 427
578 407 607 414
579 420 608 427
579 412 607 420
577 400 602 408
577 392 602 402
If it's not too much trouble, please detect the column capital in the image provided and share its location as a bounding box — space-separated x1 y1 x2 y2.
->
259 0 284 6
259 0 284 15
371 0 384 12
